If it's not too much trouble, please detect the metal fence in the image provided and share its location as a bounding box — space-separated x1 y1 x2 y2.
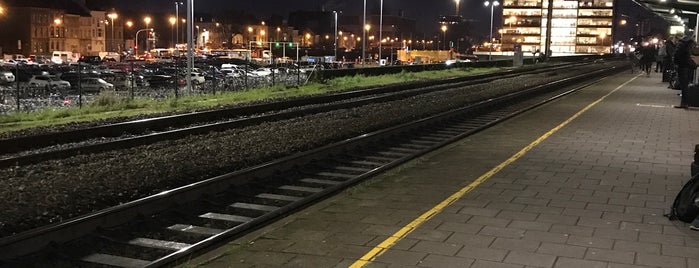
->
0 66 313 114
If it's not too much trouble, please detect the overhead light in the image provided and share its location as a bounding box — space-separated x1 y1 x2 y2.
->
670 8 675 14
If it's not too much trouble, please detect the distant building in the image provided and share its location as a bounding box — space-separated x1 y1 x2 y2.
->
501 0 613 54
437 15 472 52
0 0 92 56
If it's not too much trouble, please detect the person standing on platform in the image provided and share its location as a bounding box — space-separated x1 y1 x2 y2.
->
640 43 657 76
673 36 696 109
656 41 667 73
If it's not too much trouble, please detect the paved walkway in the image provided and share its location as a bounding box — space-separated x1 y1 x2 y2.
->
182 69 699 268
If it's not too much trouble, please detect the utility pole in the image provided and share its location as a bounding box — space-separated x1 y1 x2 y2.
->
544 0 553 60
362 0 366 67
186 0 193 91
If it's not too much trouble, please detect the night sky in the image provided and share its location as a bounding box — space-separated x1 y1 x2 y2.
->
103 0 507 36
101 0 656 40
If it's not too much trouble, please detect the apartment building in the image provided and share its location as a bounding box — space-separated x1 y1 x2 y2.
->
501 0 613 54
0 0 114 57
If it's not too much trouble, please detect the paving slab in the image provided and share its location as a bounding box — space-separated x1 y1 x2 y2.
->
181 70 699 267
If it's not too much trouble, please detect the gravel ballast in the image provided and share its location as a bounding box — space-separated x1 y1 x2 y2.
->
0 62 623 237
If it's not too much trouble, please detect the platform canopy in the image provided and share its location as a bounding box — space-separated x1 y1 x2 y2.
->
633 0 699 28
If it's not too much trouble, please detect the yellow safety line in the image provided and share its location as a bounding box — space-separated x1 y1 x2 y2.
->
349 75 639 268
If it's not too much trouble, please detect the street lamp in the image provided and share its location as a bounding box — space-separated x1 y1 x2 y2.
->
455 0 461 16
333 11 338 61
144 16 152 51
365 24 371 50
248 26 253 43
169 17 176 48
125 20 133 52
378 0 383 65
195 25 199 48
107 10 118 52
484 0 499 61
174 2 182 45
362 0 366 66
181 18 186 44
441 25 447 50
135 28 153 56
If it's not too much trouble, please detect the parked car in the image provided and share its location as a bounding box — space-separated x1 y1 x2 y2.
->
28 75 71 90
0 71 15 84
77 77 114 92
60 72 100 87
110 72 133 89
251 68 273 76
190 72 206 85
78 55 102 65
145 74 175 88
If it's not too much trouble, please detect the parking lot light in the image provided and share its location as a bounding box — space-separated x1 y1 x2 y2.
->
107 10 118 52
484 0 499 61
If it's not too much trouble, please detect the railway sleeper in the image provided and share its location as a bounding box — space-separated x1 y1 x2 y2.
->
255 193 303 203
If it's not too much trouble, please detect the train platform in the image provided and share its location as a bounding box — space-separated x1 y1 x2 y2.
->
182 69 699 268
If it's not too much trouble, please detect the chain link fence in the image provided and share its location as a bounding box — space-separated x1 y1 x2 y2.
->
0 62 314 114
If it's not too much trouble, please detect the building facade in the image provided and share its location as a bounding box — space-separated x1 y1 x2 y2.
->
501 0 613 54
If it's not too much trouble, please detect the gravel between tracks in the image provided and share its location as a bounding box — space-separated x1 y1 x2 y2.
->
0 61 624 237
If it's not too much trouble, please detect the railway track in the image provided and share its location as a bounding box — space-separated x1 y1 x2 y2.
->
0 60 628 267
0 62 586 168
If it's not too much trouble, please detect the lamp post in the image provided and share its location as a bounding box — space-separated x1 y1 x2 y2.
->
378 0 383 65
144 16 152 52
126 20 133 52
333 11 338 61
365 24 371 62
195 25 199 48
484 0 499 61
135 28 152 56
107 10 117 52
181 18 186 44
169 17 176 48
441 25 447 50
174 2 182 45
362 0 366 67
455 0 461 16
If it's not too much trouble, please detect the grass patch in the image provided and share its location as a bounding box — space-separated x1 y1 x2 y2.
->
0 67 499 133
